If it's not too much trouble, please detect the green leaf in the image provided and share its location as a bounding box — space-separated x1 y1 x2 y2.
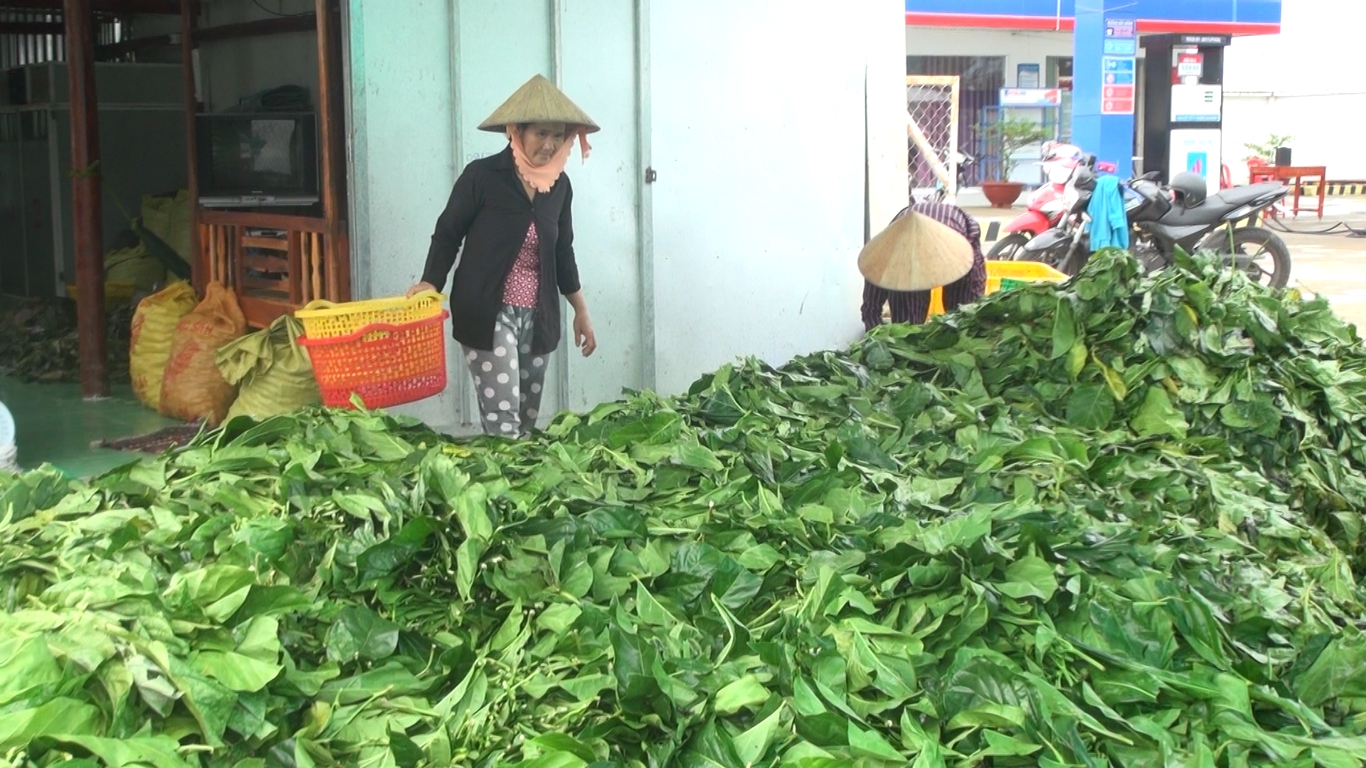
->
1065 384 1115 429
714 675 771 715
734 705 785 765
847 722 904 762
998 556 1058 601
1294 637 1366 706
978 730 1042 757
535 603 583 635
530 733 598 763
455 538 485 601
0 636 62 707
1051 298 1077 359
1066 342 1088 379
389 727 424 768
608 411 682 448
673 442 725 472
325 607 401 663
30 734 187 768
453 484 493 542
1130 386 1189 439
193 651 282 693
0 698 101 751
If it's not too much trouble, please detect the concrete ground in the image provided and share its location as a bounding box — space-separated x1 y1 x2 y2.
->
952 188 1366 331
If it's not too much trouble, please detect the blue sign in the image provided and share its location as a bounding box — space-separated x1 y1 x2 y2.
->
1104 72 1136 85
1106 18 1136 38
905 0 1282 27
1102 57 1135 73
1104 39 1137 56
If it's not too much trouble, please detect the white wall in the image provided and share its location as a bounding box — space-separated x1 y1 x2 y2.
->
649 0 907 394
348 0 908 433
905 26 1071 86
1222 0 1366 180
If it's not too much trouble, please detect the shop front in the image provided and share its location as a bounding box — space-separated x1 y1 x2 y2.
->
904 0 1281 185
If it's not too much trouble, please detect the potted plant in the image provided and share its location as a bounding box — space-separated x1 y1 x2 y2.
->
1244 132 1293 165
981 117 1049 208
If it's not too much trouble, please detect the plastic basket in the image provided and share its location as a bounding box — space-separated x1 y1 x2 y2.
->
927 260 1068 317
297 295 451 409
295 291 446 341
299 311 451 409
65 281 136 306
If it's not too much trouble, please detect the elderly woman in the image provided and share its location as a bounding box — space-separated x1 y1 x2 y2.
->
408 75 598 437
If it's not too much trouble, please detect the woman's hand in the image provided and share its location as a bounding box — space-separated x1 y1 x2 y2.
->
565 291 596 357
573 312 597 357
407 281 437 298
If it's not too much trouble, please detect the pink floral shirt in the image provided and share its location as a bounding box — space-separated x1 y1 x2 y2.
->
502 222 540 308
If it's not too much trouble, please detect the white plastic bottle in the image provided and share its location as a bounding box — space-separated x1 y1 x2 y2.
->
0 399 16 473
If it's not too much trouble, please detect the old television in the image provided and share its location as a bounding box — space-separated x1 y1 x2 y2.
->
196 112 320 208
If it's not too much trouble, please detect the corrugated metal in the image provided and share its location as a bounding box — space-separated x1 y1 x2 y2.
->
0 10 124 69
907 55 1004 185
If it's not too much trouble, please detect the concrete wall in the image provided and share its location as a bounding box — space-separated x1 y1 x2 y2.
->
347 0 907 434
649 0 907 394
905 26 1072 87
1222 0 1366 180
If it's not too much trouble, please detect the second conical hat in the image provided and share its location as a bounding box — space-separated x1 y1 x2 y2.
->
478 74 600 134
857 210 974 292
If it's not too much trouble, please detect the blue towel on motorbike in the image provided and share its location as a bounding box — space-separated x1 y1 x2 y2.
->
1087 175 1130 251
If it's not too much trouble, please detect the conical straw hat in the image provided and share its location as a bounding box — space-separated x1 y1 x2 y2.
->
478 74 600 134
858 210 974 291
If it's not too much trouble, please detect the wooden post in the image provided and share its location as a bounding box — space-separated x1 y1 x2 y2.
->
315 0 349 301
63 0 107 399
180 0 202 290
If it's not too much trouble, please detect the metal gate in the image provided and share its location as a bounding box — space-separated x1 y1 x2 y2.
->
906 75 961 201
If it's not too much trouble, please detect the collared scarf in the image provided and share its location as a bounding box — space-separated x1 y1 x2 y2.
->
506 125 593 194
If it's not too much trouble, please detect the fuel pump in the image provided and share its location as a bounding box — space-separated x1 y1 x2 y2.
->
1139 33 1233 196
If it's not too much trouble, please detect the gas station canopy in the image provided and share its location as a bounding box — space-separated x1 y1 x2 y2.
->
905 0 1281 36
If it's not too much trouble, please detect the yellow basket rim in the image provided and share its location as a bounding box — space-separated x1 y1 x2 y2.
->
984 260 1069 280
294 291 446 320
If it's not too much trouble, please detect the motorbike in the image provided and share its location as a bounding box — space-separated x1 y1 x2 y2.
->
909 144 975 203
1020 156 1293 289
987 143 1084 259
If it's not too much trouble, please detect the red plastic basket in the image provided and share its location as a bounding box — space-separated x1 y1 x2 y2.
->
299 311 451 409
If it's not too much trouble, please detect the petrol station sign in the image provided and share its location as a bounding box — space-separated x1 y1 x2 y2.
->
1100 18 1137 116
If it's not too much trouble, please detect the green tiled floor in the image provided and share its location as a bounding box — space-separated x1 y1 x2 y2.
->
0 376 180 479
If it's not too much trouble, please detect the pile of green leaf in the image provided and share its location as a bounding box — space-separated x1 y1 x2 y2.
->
0 297 133 384
4 251 1366 767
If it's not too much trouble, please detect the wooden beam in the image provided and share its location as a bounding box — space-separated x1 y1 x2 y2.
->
194 14 315 44
63 0 108 398
316 0 349 301
0 22 65 35
96 33 174 58
1 0 181 12
180 0 201 291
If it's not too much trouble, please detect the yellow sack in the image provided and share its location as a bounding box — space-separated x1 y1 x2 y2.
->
105 244 166 293
129 281 199 411
141 191 193 261
160 282 247 425
216 315 321 422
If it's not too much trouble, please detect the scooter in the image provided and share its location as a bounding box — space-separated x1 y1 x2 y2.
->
1022 157 1293 288
988 143 1083 259
909 145 976 203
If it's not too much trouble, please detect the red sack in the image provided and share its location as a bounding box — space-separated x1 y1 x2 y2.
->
159 282 247 425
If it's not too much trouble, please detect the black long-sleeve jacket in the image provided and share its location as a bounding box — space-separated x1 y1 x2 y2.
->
421 145 581 355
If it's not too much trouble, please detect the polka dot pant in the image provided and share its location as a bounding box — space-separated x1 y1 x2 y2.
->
462 304 548 438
